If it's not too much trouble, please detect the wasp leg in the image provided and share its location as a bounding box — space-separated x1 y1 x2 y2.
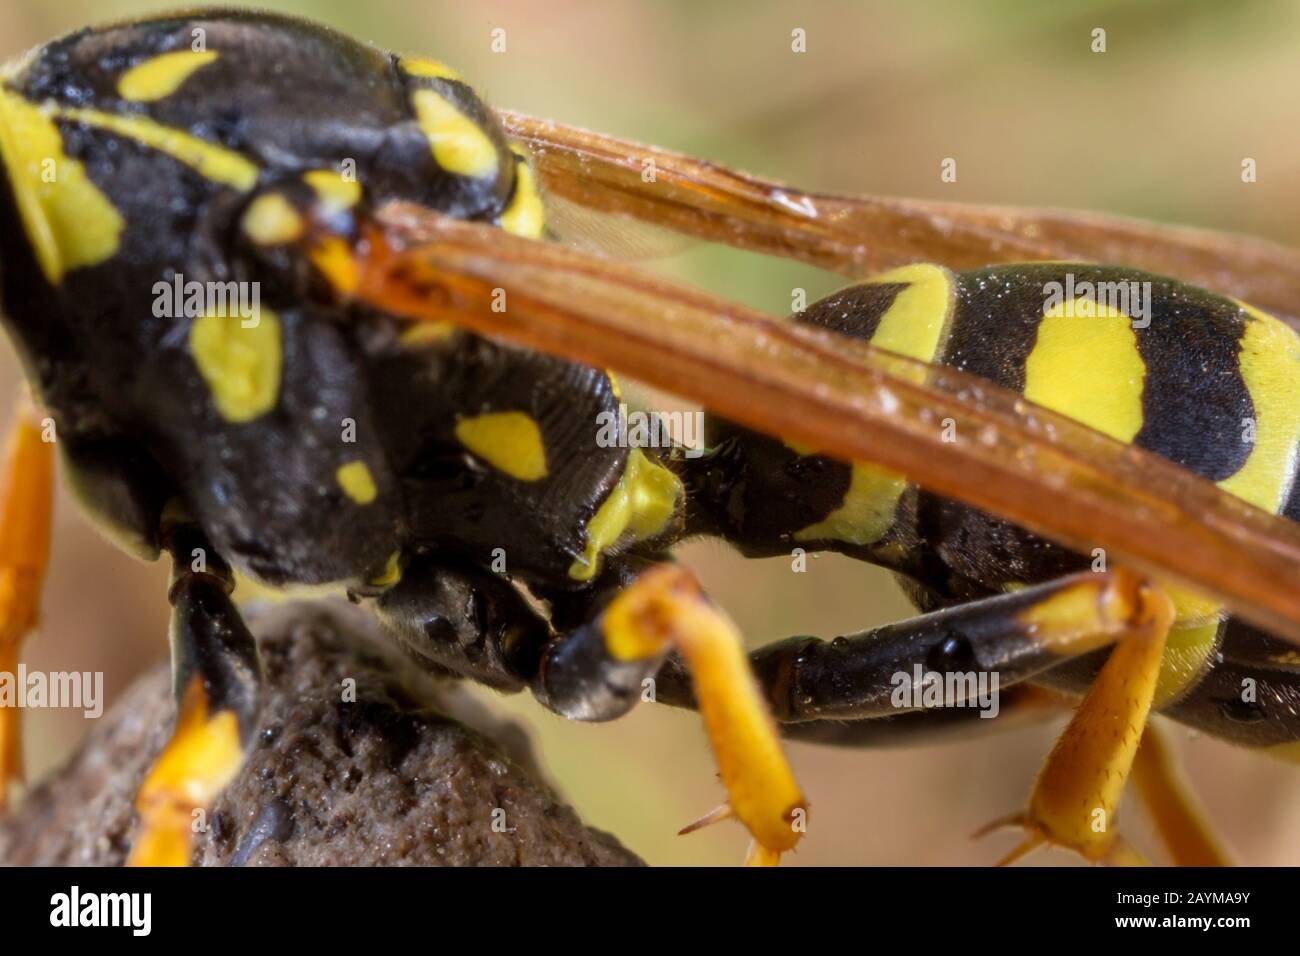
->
127 525 261 867
371 556 806 863
542 563 807 865
653 570 1146 723
1130 721 1232 866
977 575 1173 865
653 569 1176 864
605 565 806 865
0 398 53 813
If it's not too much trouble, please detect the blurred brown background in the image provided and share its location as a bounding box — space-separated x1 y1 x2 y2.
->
2 0 1298 865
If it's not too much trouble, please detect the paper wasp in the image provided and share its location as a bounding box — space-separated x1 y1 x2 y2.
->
1 8 1300 866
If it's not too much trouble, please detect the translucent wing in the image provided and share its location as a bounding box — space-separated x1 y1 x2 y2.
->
316 202 1300 645
498 110 1300 326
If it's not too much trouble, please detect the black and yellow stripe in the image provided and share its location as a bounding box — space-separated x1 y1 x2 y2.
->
688 261 1300 736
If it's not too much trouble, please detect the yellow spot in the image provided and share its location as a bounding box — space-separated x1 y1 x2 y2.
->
1024 297 1145 443
0 90 124 282
498 148 545 238
56 106 258 190
240 193 303 245
411 89 498 178
303 168 361 210
399 56 463 81
188 307 282 423
1218 304 1300 514
368 551 403 587
570 448 681 580
399 322 458 347
308 237 359 294
337 461 378 505
118 50 219 102
793 263 955 546
455 411 548 481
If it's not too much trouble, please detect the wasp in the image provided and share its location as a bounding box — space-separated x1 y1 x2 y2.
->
2 9 1300 867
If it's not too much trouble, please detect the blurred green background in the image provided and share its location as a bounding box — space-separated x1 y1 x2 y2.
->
2 0 1298 865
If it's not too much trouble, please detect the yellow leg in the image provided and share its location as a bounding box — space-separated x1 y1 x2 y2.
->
0 398 54 813
981 572 1174 864
127 677 244 866
127 525 260 866
1131 720 1232 866
601 565 807 864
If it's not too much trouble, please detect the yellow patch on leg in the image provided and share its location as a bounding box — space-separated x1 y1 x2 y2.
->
1131 722 1232 866
127 678 244 867
997 577 1174 863
601 565 806 861
0 404 54 812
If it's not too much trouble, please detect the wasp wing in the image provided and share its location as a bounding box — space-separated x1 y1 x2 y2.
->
497 110 1300 326
326 202 1300 645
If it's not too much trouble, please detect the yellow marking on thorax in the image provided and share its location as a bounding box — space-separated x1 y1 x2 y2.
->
498 148 545 239
118 50 219 102
0 90 124 282
1024 298 1145 443
303 169 362 210
241 193 303 245
55 106 258 190
188 307 282 423
455 411 549 481
399 56 463 82
368 551 403 587
795 264 955 546
570 448 681 581
410 89 498 179
336 461 378 505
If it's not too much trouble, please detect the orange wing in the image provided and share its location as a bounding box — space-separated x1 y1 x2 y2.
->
304 203 1300 646
497 110 1300 327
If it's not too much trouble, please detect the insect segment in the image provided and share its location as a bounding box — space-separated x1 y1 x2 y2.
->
665 261 1300 860
0 10 804 865
0 9 1293 867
